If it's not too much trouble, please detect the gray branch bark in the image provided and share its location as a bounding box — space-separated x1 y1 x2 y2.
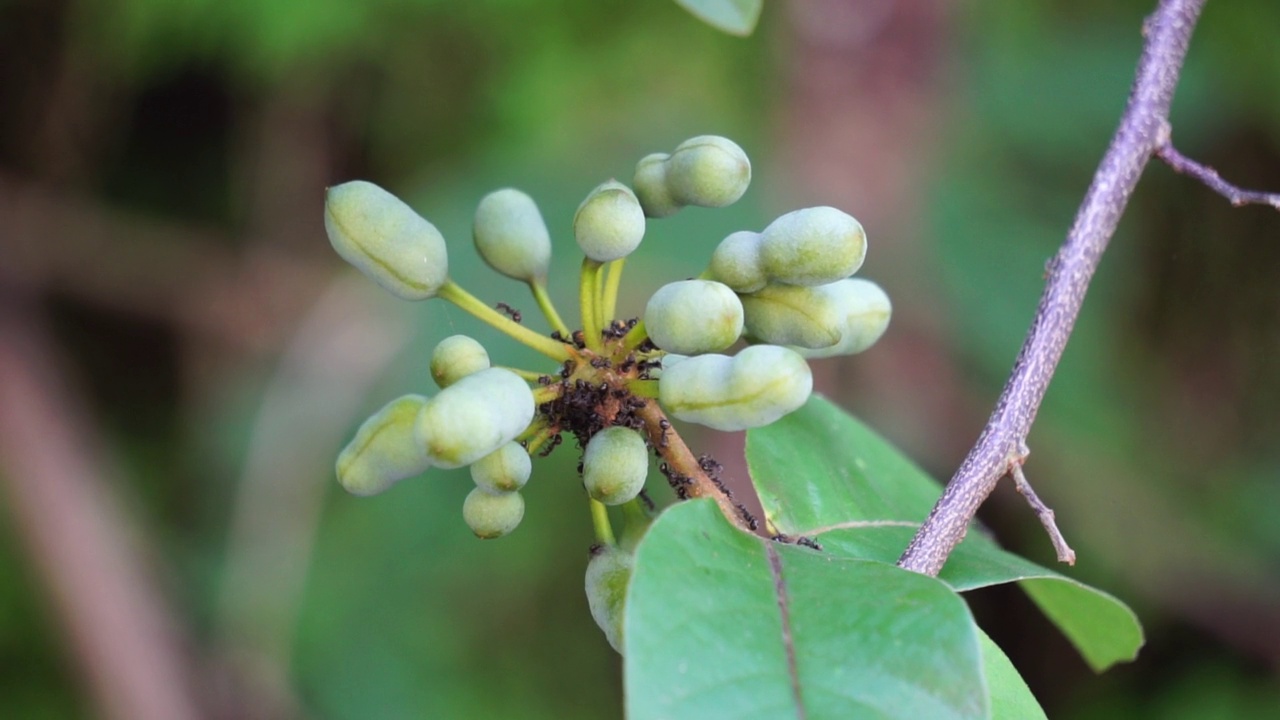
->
898 0 1208 576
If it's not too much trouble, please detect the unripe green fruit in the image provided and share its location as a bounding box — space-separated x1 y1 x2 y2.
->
658 345 813 431
573 180 646 262
336 394 432 496
462 487 525 539
647 353 688 380
585 544 634 653
415 368 535 469
739 283 844 349
633 153 680 219
473 188 552 282
792 279 892 358
707 230 767 293
430 335 491 388
324 180 449 300
759 206 866 286
663 135 751 208
470 441 532 493
582 427 649 506
644 279 744 354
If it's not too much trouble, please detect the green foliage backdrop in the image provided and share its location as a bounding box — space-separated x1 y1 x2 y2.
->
0 0 1277 718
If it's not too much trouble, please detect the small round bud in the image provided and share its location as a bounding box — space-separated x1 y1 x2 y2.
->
664 135 751 208
336 394 432 496
792 279 892 359
707 231 766 293
415 368 535 469
473 188 552 282
739 283 844 349
759 207 867 286
644 279 744 354
462 487 525 539
658 345 813 431
573 180 646 262
633 153 680 219
470 441 532 493
324 180 449 300
430 335 490 388
585 544 634 653
582 427 649 506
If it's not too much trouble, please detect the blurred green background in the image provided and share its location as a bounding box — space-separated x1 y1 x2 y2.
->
1 0 1278 717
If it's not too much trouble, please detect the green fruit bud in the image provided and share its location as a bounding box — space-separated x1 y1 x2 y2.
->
707 230 766 294
415 368 535 469
324 180 449 300
633 153 680 219
658 345 813 431
430 335 491 388
473 188 552 282
585 544 633 653
759 207 866 286
792 279 892 359
573 180 646 262
647 353 687 380
470 441 532 493
336 394 432 496
644 279 744 354
664 135 751 208
740 283 844 349
462 487 525 539
582 427 649 506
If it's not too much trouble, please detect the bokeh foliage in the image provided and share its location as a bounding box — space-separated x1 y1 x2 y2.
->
0 0 1277 718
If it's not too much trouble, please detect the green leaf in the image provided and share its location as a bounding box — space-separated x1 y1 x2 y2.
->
978 629 1048 720
625 499 987 720
674 0 763 37
746 395 1144 672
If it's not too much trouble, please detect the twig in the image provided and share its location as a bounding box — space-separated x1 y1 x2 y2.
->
1009 443 1076 565
1154 126 1280 209
899 0 1208 576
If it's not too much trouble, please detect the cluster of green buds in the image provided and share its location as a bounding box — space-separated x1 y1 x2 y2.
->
325 135 890 652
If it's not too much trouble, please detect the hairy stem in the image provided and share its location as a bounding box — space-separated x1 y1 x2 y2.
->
898 0 1208 576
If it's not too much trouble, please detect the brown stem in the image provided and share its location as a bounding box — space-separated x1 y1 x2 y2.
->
899 0 1208 576
636 401 757 533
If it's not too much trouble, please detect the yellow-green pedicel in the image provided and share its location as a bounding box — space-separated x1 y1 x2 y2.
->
415 368 535 469
658 345 813 431
336 394 432 496
582 427 649 506
324 180 449 300
585 544 634 653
